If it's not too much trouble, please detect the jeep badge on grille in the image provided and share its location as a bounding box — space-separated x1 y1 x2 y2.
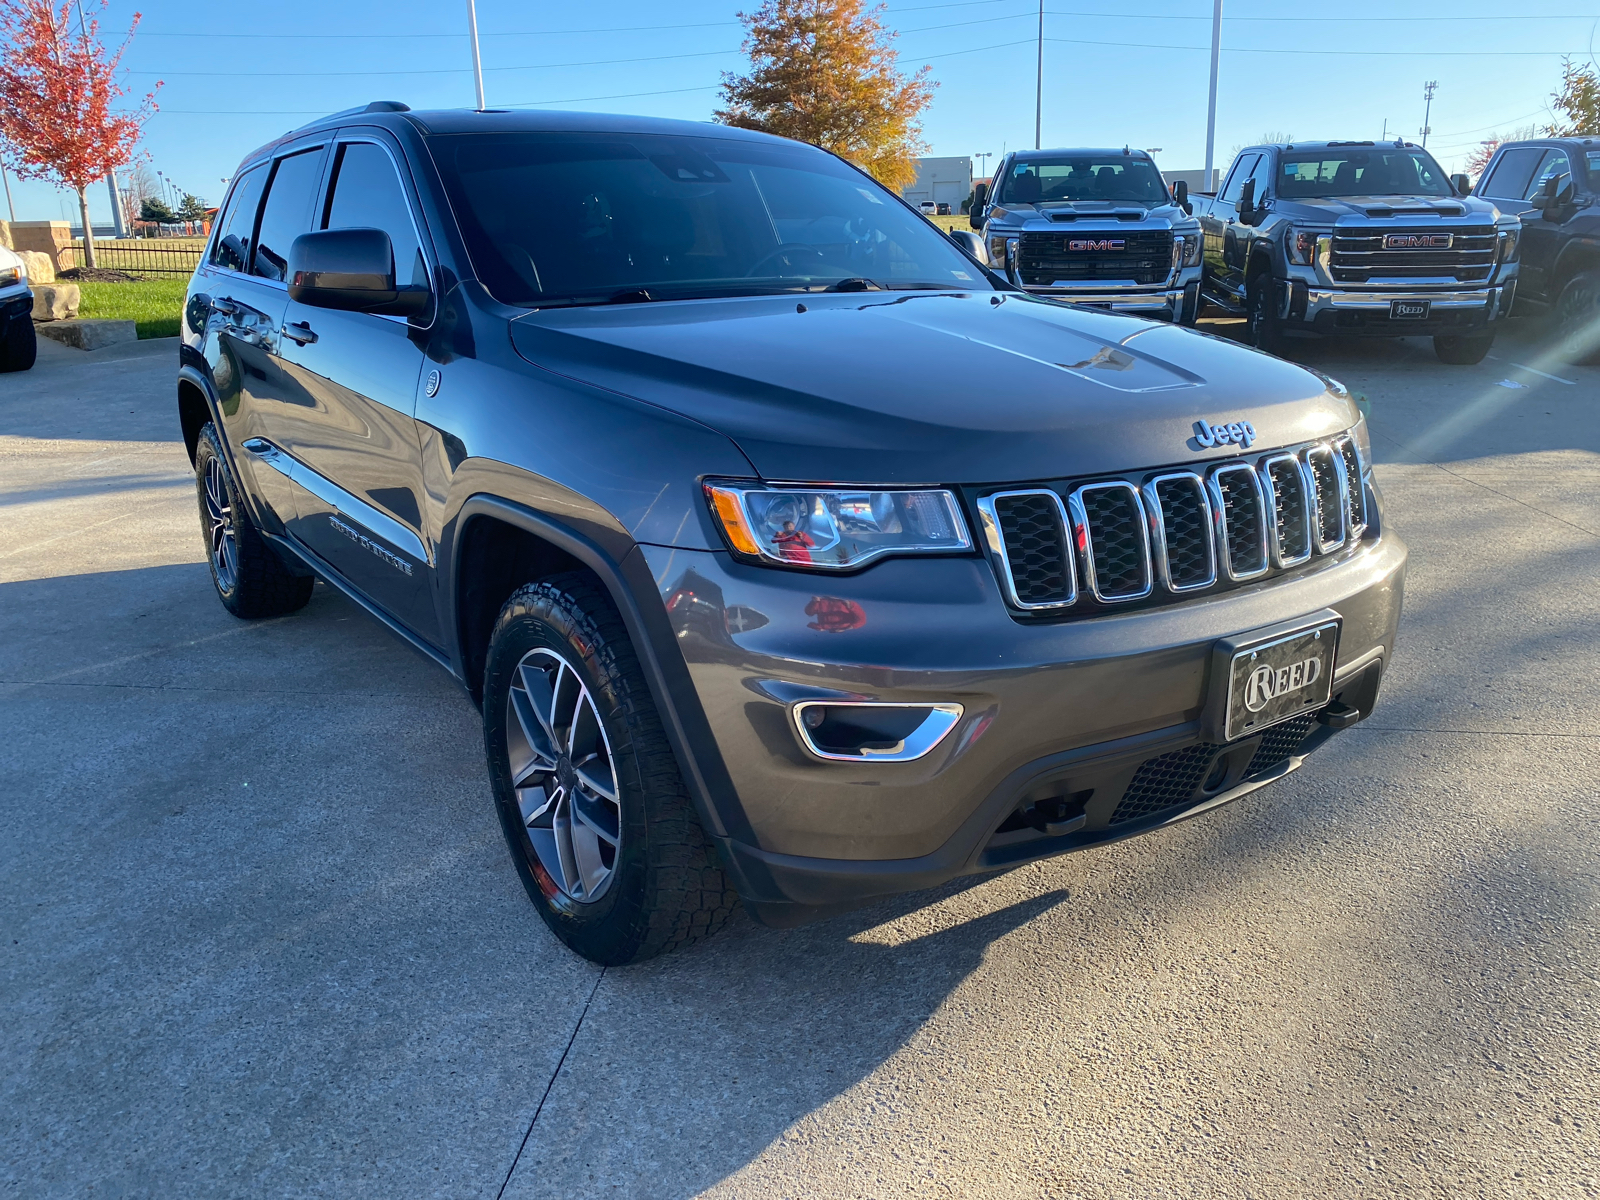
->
1191 418 1256 450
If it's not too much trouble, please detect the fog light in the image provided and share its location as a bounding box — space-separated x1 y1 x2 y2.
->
792 701 963 762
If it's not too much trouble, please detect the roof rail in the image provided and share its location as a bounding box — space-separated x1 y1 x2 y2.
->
288 100 411 135
1326 140 1375 147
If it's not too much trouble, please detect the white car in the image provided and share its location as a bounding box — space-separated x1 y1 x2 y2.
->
0 242 36 372
918 201 936 214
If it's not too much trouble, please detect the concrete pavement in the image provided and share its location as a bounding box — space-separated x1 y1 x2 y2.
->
2 324 1597 1198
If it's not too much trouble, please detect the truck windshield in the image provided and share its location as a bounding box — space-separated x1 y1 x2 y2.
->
1276 148 1453 198
428 131 991 306
995 157 1167 205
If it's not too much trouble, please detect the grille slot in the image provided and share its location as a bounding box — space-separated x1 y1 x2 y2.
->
1109 744 1216 825
1208 465 1269 580
1145 473 1215 592
1328 225 1495 283
1261 454 1312 568
1304 445 1347 552
1334 436 1367 538
1069 482 1153 602
979 490 1076 609
1245 713 1320 776
1017 230 1174 286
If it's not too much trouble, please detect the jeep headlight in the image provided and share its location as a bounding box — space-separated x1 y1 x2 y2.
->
1497 227 1519 263
1287 226 1329 266
705 483 972 570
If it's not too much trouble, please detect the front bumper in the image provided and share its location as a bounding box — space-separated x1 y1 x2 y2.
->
1023 282 1198 321
640 528 1406 923
1 288 33 323
1284 282 1508 337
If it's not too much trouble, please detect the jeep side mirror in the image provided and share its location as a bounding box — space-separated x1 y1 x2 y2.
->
1172 180 1190 213
1234 178 1255 219
1450 172 1472 196
968 182 988 230
287 228 429 316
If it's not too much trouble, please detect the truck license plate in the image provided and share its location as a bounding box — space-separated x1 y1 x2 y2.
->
1223 620 1340 742
1390 299 1431 320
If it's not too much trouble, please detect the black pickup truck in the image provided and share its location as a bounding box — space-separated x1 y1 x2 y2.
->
1191 140 1521 364
1471 135 1600 363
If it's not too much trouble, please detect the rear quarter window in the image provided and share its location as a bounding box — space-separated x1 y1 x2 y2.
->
208 165 267 273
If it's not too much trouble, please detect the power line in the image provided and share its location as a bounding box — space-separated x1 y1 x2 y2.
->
1044 35 1580 55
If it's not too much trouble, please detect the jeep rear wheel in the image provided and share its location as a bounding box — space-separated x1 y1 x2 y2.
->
483 573 737 964
1433 333 1494 365
1554 270 1600 365
194 423 315 618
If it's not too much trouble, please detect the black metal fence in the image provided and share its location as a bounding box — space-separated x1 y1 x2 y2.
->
65 238 205 277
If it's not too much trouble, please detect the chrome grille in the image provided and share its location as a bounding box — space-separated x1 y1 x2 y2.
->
1328 225 1496 283
981 433 1370 615
1018 230 1174 286
1262 454 1312 567
1069 483 1152 601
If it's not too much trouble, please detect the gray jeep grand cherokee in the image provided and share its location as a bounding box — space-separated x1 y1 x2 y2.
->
178 104 1406 964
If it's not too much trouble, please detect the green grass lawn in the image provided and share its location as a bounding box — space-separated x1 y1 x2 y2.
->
75 279 188 339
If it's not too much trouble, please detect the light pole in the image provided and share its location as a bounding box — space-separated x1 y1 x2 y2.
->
1034 0 1044 149
1203 0 1223 190
2 156 15 223
467 0 486 110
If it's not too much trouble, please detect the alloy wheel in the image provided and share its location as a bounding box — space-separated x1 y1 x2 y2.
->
505 647 623 904
204 455 239 592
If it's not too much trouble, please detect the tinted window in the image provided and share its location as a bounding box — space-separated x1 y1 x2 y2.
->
995 156 1166 204
1277 148 1451 197
1474 147 1542 201
1525 150 1573 200
252 149 326 282
431 132 991 306
1220 154 1259 204
324 142 427 290
209 164 266 273
1588 149 1600 180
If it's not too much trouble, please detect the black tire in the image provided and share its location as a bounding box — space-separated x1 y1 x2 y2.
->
1553 270 1600 365
1433 332 1494 365
484 573 737 964
194 423 315 618
1245 275 1288 356
0 314 37 373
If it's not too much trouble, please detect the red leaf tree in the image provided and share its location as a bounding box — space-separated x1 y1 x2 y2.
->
0 0 159 268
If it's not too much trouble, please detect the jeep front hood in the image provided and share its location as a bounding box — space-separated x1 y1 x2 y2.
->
509 291 1354 485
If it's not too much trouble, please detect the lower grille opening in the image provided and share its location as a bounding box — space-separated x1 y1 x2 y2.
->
1108 716 1321 826
994 789 1093 836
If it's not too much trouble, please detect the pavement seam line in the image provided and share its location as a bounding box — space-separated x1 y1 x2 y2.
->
1352 725 1599 738
496 965 607 1199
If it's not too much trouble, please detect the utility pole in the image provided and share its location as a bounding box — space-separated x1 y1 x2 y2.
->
1420 80 1437 147
1034 0 1043 149
1203 0 1223 189
467 0 487 110
1381 118 1388 141
2 156 15 223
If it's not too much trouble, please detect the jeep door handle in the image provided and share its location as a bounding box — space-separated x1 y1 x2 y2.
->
210 296 241 317
281 322 318 345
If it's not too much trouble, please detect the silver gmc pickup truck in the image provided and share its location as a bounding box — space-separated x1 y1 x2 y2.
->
969 148 1203 323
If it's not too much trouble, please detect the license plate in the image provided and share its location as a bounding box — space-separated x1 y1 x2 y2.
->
1224 620 1340 742
1390 299 1431 320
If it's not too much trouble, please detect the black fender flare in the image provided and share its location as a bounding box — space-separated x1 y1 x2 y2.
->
447 494 750 846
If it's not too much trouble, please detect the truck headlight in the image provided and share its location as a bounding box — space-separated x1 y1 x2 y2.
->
1497 228 1519 263
987 234 1010 266
705 483 972 570
0 266 20 286
1171 234 1200 267
1287 227 1327 266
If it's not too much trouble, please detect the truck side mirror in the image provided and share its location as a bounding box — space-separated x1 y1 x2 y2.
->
1450 172 1471 196
1234 178 1255 219
947 229 988 264
969 182 988 229
1172 180 1190 214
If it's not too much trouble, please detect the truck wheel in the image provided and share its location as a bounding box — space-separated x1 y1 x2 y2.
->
1433 333 1494 365
1553 270 1600 365
194 423 315 618
0 314 37 372
483 573 737 965
1245 277 1288 356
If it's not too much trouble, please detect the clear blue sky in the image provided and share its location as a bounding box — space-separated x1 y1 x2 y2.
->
3 0 1593 224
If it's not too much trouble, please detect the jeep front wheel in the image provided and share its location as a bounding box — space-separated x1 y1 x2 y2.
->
483 573 737 964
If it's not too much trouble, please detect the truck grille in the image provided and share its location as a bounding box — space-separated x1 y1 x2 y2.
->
1328 225 1496 284
1018 230 1173 286
979 434 1367 617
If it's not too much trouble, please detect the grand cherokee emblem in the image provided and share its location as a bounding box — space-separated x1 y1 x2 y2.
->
1384 233 1452 249
1068 238 1125 251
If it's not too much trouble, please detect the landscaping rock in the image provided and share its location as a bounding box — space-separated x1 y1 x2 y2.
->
18 249 55 285
36 318 136 350
31 284 81 321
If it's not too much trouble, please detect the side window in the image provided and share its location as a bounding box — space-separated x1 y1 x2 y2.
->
1525 150 1572 201
251 149 327 282
323 142 427 290
1476 147 1541 201
1240 152 1270 199
209 165 267 273
1220 154 1259 204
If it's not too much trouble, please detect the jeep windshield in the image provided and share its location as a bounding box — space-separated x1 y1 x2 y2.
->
1276 148 1453 198
994 157 1167 205
429 131 992 306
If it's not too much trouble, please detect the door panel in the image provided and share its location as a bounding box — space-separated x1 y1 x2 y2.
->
1517 150 1573 302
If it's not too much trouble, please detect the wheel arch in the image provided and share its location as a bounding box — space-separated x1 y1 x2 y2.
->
447 496 743 844
177 364 218 465
1553 240 1600 294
